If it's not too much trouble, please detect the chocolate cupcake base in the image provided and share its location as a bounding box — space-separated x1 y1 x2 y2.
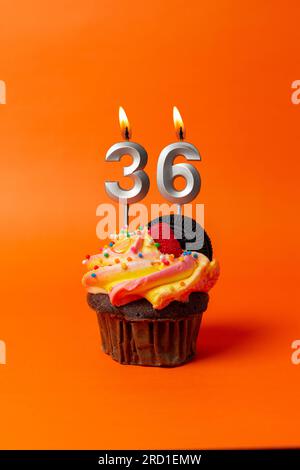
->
97 312 203 367
88 292 209 367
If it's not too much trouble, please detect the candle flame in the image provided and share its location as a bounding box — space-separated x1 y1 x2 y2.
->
119 106 131 140
173 106 186 140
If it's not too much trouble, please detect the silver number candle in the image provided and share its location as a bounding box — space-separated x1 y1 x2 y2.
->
157 106 201 215
105 107 150 225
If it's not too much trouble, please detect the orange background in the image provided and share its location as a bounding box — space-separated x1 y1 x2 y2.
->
0 0 300 449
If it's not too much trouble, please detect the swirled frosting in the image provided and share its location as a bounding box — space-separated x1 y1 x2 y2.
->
82 227 219 310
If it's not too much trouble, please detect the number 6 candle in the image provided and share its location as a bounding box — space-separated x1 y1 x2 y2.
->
105 107 150 226
157 106 201 215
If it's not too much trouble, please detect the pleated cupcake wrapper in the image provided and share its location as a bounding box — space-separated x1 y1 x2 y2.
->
96 312 203 367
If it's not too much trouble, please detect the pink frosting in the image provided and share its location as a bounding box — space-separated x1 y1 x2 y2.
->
82 227 219 310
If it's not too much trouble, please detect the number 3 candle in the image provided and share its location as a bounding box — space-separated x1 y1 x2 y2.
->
157 106 201 215
105 107 150 226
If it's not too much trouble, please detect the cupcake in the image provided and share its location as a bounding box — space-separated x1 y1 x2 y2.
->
82 220 219 367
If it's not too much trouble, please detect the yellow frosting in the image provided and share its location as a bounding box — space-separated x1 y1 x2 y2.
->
82 227 219 310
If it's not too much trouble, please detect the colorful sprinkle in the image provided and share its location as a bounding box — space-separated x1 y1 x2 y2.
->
114 258 120 264
162 259 170 266
154 242 160 248
127 256 132 262
86 255 91 259
91 273 97 278
103 252 109 258
121 262 128 270
109 242 114 247
93 265 99 270
180 281 186 286
138 252 143 258
192 253 198 259
131 246 137 254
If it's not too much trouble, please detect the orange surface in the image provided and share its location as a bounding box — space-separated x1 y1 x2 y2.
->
0 0 300 450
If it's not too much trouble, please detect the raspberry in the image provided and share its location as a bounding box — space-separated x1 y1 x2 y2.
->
149 222 182 257
148 215 213 261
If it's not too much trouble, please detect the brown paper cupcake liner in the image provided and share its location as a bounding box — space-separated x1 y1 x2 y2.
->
96 312 203 367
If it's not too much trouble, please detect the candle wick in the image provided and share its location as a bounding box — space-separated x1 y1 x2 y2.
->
179 127 184 140
125 126 130 140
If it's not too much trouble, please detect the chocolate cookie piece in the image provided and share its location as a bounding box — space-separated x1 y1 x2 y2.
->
148 215 213 261
87 291 209 320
